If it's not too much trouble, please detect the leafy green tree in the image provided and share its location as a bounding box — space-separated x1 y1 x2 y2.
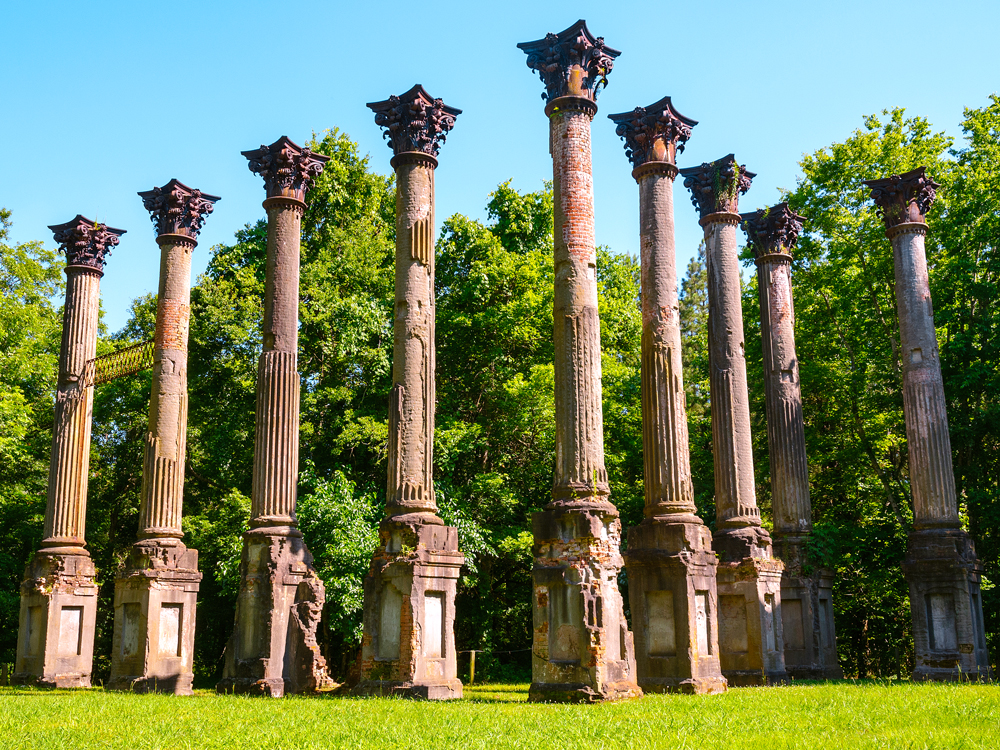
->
0 209 62 663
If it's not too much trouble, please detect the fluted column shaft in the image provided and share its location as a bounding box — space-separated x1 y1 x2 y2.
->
637 165 696 518
704 215 761 532
891 224 959 530
251 198 304 532
41 266 102 553
550 103 609 508
387 154 438 519
755 253 812 539
138 236 194 540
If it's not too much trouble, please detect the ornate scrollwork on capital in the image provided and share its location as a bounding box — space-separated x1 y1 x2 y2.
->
367 84 461 160
741 203 805 260
864 166 939 230
241 136 330 201
48 215 126 272
138 179 220 240
608 96 697 168
679 154 756 218
517 19 621 105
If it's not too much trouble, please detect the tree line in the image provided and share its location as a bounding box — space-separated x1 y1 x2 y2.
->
1 96 998 683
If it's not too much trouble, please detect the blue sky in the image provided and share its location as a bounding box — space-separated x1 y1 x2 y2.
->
3 0 997 332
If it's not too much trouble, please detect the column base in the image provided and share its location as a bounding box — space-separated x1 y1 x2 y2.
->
216 531 333 697
904 528 992 682
108 543 202 695
778 560 843 680
528 506 642 703
356 517 464 701
715 555 788 686
14 551 98 688
625 516 727 695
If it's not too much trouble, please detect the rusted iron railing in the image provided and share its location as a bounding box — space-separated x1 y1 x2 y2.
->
82 339 155 387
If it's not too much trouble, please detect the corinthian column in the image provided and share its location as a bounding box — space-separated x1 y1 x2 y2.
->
15 216 124 687
680 156 786 685
518 20 640 703
356 85 465 700
865 167 991 681
741 204 841 679
608 98 725 695
110 180 218 694
218 137 332 697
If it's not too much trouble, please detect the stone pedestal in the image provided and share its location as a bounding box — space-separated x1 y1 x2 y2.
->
716 557 786 685
217 532 329 696
14 216 124 687
742 203 842 679
15 552 98 687
357 520 463 699
219 138 332 697
625 520 726 694
109 543 200 693
608 99 725 695
903 530 990 680
530 507 638 702
357 87 464 700
681 156 788 686
775 539 840 679
519 22 640 703
866 168 991 681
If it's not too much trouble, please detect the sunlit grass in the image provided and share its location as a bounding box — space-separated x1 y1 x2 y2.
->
1 680 998 749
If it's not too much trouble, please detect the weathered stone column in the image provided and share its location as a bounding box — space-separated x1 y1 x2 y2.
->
15 216 125 687
608 98 725 695
109 181 218 694
356 85 465 700
865 168 991 681
218 137 333 697
680 156 787 686
518 20 640 703
741 203 841 679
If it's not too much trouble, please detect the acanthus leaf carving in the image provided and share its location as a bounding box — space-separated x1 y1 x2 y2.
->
607 96 697 168
679 154 756 218
517 19 621 104
864 166 939 229
241 136 330 201
48 215 126 271
367 84 461 159
740 202 805 259
138 179 220 240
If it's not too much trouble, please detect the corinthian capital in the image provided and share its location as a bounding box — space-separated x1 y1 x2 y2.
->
517 19 621 106
608 96 697 169
864 166 939 230
367 84 461 161
740 203 805 260
241 136 330 201
138 179 220 240
680 154 755 218
48 215 126 272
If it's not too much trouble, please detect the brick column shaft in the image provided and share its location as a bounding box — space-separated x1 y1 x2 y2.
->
754 251 811 541
138 236 195 539
890 224 960 529
387 154 438 519
550 104 610 508
637 165 696 517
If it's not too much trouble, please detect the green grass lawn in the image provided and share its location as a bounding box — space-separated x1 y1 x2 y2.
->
1 681 997 750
